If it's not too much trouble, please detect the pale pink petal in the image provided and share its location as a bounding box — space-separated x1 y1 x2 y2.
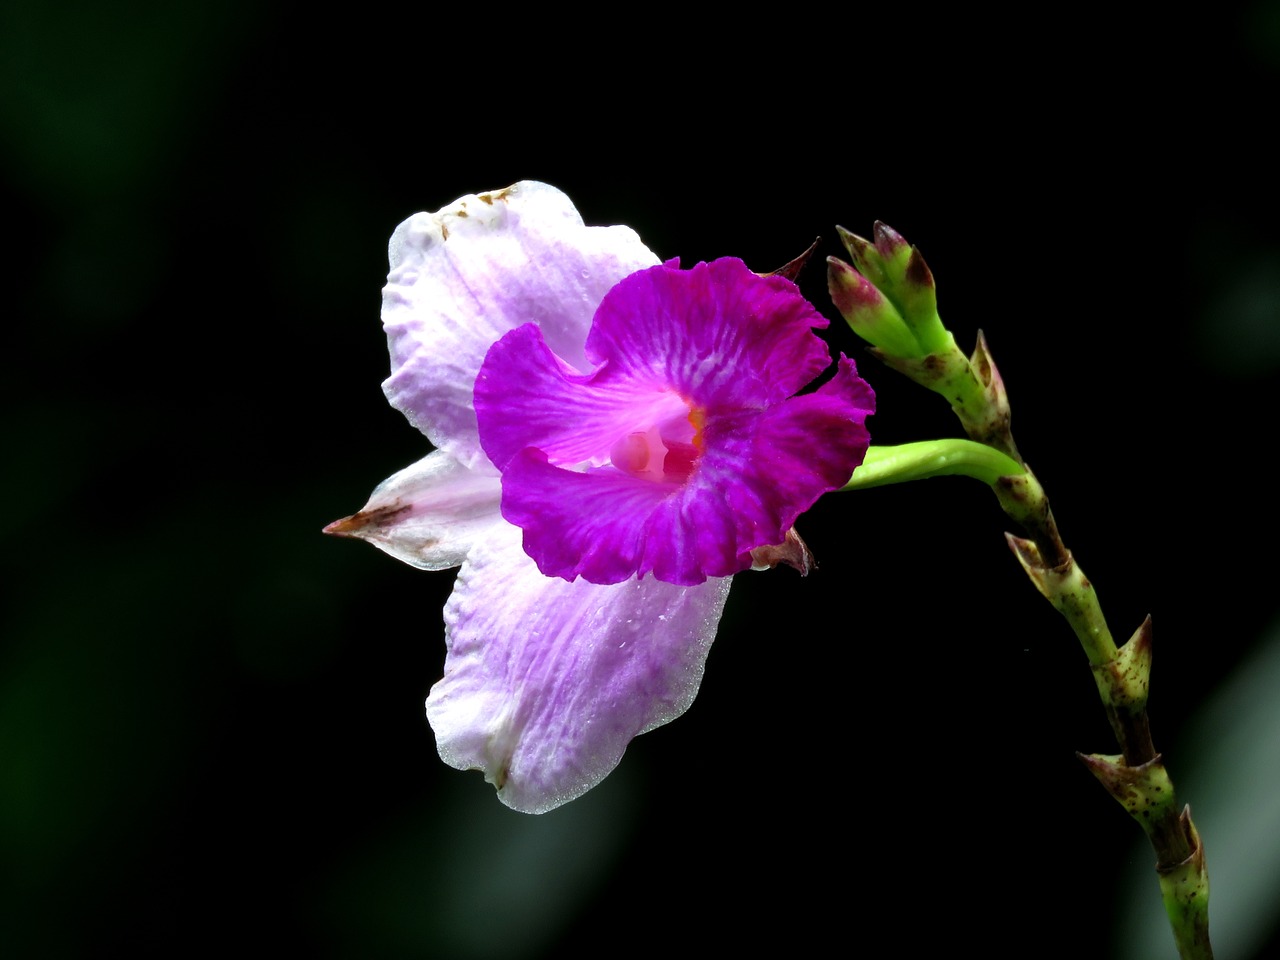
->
427 523 732 814
381 182 660 470
324 451 502 570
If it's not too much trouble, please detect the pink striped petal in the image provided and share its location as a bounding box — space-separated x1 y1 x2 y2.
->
427 523 732 813
585 258 835 408
475 323 691 472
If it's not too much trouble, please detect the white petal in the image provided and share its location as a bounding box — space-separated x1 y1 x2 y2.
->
427 523 732 813
381 181 660 470
324 451 502 570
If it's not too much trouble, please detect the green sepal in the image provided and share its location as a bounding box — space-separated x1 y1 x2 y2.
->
1082 752 1213 957
868 332 1019 458
1092 616 1154 715
1157 808 1212 960
963 332 1017 457
1006 535 1117 665
994 469 1054 537
868 332 968 388
1077 752 1179 826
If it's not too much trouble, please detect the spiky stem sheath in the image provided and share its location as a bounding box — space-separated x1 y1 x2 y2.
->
943 337 1211 960
833 227 1212 956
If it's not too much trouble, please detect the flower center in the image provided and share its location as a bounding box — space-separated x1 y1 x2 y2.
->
609 406 704 484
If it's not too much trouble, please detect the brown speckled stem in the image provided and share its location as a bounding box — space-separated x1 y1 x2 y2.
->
965 340 1212 960
880 329 1212 959
832 226 1212 957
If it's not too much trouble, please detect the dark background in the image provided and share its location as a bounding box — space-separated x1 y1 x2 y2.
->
4 3 1279 957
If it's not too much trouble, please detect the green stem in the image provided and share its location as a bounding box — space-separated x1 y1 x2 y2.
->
844 357 1211 958
832 226 1213 956
843 440 1024 491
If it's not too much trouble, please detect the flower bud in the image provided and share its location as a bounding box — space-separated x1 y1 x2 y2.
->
826 256 920 358
833 223 949 357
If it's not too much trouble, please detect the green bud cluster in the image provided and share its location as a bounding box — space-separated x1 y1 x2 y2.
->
828 222 950 357
828 225 1016 461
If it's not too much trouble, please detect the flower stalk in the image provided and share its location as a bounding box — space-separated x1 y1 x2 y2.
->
843 439 1024 491
832 225 1213 959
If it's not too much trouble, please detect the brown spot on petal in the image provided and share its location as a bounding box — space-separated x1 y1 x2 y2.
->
480 186 514 205
750 527 816 576
322 503 412 537
455 209 469 218
440 223 449 240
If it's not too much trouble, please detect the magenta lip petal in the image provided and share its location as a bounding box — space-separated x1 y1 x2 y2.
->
709 358 875 548
498 362 874 586
426 523 732 814
584 258 835 408
475 323 690 473
499 448 673 584
477 259 876 586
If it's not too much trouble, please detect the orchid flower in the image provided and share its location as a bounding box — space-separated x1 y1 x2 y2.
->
327 182 875 813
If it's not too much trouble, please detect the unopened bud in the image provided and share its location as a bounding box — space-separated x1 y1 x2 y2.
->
827 256 921 357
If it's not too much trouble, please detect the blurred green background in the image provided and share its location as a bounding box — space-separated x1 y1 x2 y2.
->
3 3 1279 957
